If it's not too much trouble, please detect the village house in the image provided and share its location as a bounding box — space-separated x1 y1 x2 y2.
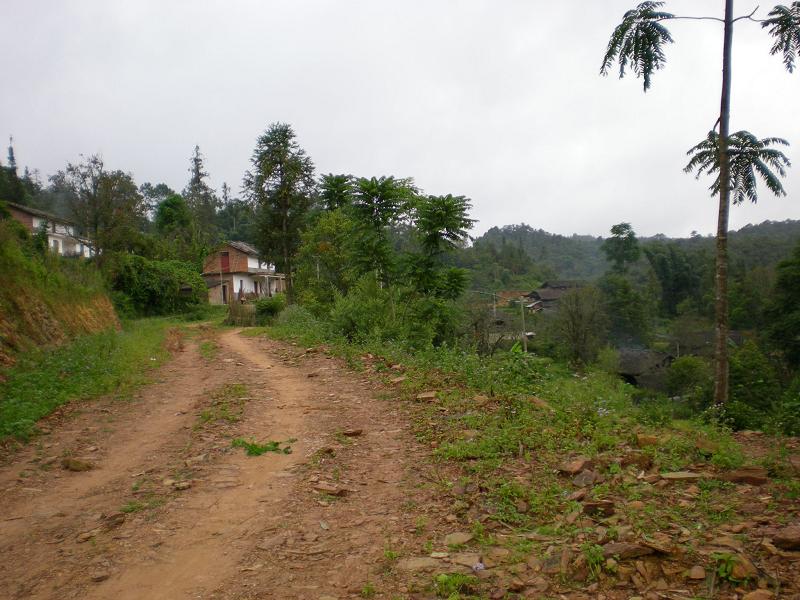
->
525 280 583 312
6 201 93 258
202 241 286 304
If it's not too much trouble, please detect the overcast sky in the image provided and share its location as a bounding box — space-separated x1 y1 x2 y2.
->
2 1 799 237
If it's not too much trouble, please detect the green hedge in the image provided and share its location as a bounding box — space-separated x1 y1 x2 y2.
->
107 254 206 316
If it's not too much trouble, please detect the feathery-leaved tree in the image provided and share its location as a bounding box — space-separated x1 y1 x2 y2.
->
319 173 354 211
601 1 800 406
349 175 416 283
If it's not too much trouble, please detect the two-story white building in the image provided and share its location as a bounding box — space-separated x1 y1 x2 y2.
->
6 202 93 258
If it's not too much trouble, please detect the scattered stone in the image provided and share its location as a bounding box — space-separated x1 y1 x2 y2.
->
306 372 319 378
396 557 440 571
341 428 363 437
77 528 101 543
390 376 407 385
416 391 438 401
687 565 707 580
583 500 615 517
708 536 743 551
558 456 593 475
731 554 758 580
526 576 549 593
567 488 587 501
602 542 654 559
641 533 674 554
174 481 192 491
319 520 330 530
636 434 659 448
660 471 705 480
742 590 774 600
429 552 449 559
774 525 800 550
443 532 473 546
102 512 126 531
313 481 348 496
720 466 769 486
61 458 94 472
628 500 645 510
622 451 653 470
451 552 481 568
573 470 600 487
90 571 109 583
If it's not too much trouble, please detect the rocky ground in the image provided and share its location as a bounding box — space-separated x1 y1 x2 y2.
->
0 327 798 599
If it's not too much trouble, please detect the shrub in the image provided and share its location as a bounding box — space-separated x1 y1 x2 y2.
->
255 294 287 324
106 254 206 316
725 340 781 429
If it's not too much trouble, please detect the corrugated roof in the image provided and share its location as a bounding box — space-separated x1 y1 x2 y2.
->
227 240 259 256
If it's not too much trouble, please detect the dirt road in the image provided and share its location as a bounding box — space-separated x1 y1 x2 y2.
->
0 329 440 600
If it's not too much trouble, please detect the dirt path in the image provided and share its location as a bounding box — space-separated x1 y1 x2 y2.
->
0 329 439 600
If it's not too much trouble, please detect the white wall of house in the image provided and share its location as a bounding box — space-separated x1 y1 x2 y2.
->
246 256 271 270
31 216 92 258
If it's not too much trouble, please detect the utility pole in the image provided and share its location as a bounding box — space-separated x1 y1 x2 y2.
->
519 296 527 353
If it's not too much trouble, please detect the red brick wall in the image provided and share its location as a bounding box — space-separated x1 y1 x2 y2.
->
8 206 34 231
202 245 250 274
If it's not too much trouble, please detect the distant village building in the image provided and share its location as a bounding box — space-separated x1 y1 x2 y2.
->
5 202 93 258
525 280 583 311
202 241 286 305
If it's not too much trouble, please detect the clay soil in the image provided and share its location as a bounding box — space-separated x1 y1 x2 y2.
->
0 329 443 600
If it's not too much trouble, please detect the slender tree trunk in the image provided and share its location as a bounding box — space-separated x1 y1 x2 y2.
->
713 0 735 407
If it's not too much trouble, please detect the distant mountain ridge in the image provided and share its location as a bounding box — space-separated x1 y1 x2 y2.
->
474 219 800 280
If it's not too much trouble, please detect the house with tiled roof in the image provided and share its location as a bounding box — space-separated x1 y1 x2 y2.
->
201 241 286 304
5 201 93 258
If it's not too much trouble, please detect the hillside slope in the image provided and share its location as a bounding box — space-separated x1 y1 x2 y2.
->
0 218 119 369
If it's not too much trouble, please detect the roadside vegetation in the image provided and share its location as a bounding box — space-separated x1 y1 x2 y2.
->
0 318 177 441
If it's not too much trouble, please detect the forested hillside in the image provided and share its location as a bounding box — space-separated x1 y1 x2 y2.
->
460 220 800 287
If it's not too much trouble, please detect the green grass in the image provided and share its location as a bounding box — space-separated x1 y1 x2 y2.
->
197 383 248 425
198 340 218 360
231 437 296 456
0 318 174 441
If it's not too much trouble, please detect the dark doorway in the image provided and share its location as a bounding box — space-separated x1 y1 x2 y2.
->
222 284 228 304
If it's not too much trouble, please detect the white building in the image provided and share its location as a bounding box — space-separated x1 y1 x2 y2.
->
6 202 93 258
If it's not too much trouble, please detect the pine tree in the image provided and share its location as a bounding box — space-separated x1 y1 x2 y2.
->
243 123 316 294
182 145 219 244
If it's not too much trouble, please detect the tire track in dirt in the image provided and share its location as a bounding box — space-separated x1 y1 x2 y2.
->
1 329 441 600
82 329 315 600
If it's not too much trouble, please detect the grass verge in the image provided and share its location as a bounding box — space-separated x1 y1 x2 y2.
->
0 318 175 441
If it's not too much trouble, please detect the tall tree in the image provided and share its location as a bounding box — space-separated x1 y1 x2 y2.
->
601 1 800 406
319 173 354 211
349 175 415 282
217 182 256 243
243 123 315 294
51 155 145 261
407 194 474 298
601 222 640 273
183 145 219 242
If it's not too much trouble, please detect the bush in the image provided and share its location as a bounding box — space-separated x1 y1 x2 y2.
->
107 254 206 316
666 355 712 413
725 340 781 429
255 294 287 324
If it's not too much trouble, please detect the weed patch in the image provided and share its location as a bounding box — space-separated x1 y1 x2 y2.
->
231 437 295 456
0 318 174 441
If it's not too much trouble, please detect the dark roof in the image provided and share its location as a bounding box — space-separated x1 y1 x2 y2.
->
541 280 582 289
5 201 75 225
529 288 568 301
227 241 259 256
